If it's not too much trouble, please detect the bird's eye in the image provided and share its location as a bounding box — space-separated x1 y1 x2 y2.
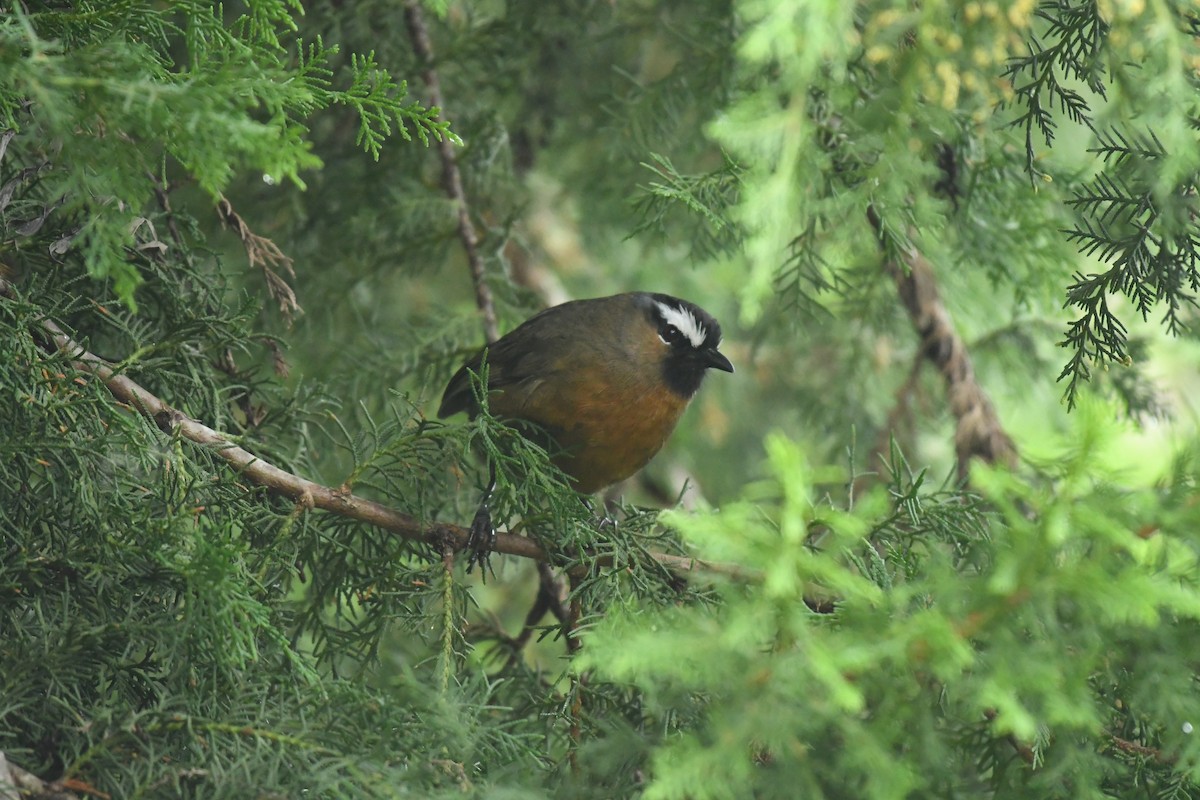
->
659 324 682 345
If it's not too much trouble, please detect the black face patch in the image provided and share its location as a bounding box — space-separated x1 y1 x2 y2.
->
645 294 725 398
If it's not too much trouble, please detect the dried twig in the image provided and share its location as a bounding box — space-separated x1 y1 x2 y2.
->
215 194 301 324
37 314 534 559
402 0 499 344
867 206 1017 482
536 561 572 624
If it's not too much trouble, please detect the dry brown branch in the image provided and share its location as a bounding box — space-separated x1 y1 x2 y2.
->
534 561 572 626
215 194 301 324
867 206 1017 481
402 0 499 344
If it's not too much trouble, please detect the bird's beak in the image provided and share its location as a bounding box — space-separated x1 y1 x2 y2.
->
702 347 734 373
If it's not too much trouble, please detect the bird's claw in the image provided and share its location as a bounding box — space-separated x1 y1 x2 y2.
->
466 503 497 576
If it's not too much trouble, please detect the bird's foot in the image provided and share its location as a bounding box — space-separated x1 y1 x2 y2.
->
595 513 618 534
583 498 618 534
466 502 497 576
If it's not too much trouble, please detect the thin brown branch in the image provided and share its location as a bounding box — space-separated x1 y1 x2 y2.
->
31 309 538 560
498 561 576 661
1105 733 1175 764
402 0 499 344
146 172 188 263
867 206 1017 482
215 193 301 324
506 579 553 653
1107 734 1162 759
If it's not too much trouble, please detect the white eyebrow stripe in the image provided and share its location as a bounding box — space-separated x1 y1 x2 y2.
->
655 301 707 348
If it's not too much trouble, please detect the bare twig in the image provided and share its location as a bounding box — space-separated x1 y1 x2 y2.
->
497 561 576 660
535 561 572 625
402 0 499 344
31 309 536 560
867 206 1017 482
215 194 302 324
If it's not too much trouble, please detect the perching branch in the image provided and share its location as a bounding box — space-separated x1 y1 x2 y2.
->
402 0 499 345
27 305 537 562
4 279 750 581
867 206 1017 482
63 344 523 556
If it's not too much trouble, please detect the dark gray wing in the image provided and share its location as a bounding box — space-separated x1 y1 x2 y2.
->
436 300 591 418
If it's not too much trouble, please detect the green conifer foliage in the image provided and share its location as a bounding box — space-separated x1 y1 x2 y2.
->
3 1 1200 798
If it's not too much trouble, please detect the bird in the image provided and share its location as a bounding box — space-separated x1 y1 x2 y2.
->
438 292 733 568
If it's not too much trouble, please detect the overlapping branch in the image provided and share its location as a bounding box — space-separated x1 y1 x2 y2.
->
402 0 499 345
867 206 1017 482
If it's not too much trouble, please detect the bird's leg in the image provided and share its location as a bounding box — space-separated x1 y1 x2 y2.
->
466 462 498 575
582 497 618 534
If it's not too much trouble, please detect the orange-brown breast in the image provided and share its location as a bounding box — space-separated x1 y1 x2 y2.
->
489 358 690 494
484 314 691 494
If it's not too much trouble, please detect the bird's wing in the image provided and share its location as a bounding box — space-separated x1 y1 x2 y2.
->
436 303 580 418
